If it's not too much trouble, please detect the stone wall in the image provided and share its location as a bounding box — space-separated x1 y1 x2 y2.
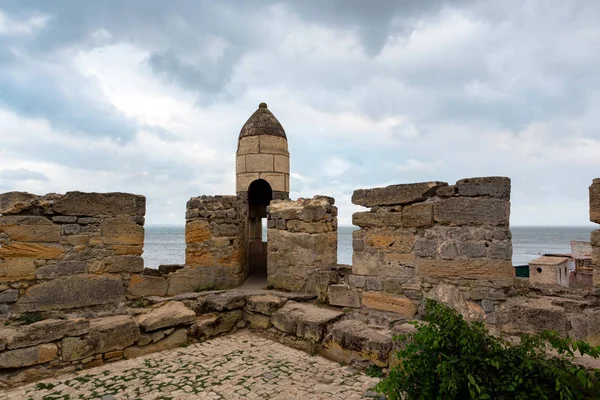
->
327 177 513 319
591 179 600 286
266 196 338 292
0 191 145 317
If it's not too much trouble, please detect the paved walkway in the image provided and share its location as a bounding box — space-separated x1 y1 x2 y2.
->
3 330 380 400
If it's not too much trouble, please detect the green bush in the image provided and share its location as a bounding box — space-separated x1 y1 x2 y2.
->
376 299 600 400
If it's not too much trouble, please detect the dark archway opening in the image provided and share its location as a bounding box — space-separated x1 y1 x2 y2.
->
246 179 272 286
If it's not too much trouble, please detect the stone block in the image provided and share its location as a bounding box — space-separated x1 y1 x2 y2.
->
328 284 361 308
352 181 447 207
101 216 144 245
61 224 80 235
237 136 260 154
245 154 274 173
271 301 344 342
0 259 36 282
128 274 168 297
487 242 513 260
591 179 600 224
413 238 438 257
93 255 144 274
591 230 600 247
348 274 366 288
352 212 402 228
273 154 290 174
0 242 65 260
246 294 287 315
458 241 488 258
236 172 260 192
0 289 18 303
236 155 246 173
361 292 417 317
434 197 510 226
495 297 569 335
259 172 286 192
456 177 511 199
0 192 38 215
53 191 145 217
401 203 433 228
0 318 89 349
426 283 485 322
319 319 392 367
123 328 187 359
416 259 515 280
365 229 416 253
259 135 289 155
61 315 140 361
352 251 381 276
52 216 78 223
136 301 196 331
108 244 143 255
436 185 456 197
0 343 57 368
194 311 243 339
0 216 61 242
15 274 125 312
246 312 271 329
205 291 247 311
36 261 87 279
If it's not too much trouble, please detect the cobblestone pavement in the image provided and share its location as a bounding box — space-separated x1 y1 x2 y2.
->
2 330 380 400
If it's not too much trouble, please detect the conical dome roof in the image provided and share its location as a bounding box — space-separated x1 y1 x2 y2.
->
238 103 286 140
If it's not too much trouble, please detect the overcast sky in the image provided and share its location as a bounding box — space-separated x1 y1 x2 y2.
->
0 1 598 226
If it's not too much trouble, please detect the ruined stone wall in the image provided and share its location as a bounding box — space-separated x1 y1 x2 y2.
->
591 178 600 286
167 196 246 294
0 191 145 316
327 177 513 318
267 196 338 292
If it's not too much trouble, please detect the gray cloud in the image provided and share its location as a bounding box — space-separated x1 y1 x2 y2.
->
0 168 49 181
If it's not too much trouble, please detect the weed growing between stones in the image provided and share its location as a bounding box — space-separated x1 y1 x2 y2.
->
377 299 600 399
365 365 384 378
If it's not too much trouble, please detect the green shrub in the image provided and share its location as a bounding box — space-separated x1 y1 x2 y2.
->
376 299 600 400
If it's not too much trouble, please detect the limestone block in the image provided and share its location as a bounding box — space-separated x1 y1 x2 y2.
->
0 242 65 260
237 136 260 154
273 154 290 174
194 310 243 339
128 274 168 297
591 230 600 247
361 292 417 317
416 259 515 280
92 255 144 274
245 154 274 173
0 259 36 282
0 216 61 242
15 274 125 312
246 294 287 315
426 283 485 322
61 315 140 361
328 284 361 308
259 173 286 192
53 191 146 217
123 328 187 359
401 203 433 228
365 229 416 253
185 249 216 267
236 155 246 173
456 177 511 199
285 174 290 192
0 192 39 215
352 212 403 228
434 197 510 226
436 185 456 197
486 242 513 260
136 301 196 331
319 319 392 367
271 301 344 342
591 179 600 224
0 343 57 369
67 235 89 246
0 289 18 303
101 216 144 245
495 297 569 335
108 244 143 255
236 172 260 192
352 251 381 276
204 291 246 311
413 238 438 257
259 135 289 155
246 312 271 329
52 216 78 223
352 182 447 207
0 318 89 350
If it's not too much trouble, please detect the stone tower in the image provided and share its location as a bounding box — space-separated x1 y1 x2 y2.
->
236 103 290 277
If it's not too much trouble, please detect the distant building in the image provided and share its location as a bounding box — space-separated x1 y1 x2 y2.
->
529 256 571 287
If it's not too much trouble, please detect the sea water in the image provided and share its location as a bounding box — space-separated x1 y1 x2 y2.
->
142 226 595 268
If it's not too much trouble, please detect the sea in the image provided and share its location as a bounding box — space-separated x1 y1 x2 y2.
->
142 226 595 268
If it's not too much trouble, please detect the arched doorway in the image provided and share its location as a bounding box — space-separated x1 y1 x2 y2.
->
247 179 272 282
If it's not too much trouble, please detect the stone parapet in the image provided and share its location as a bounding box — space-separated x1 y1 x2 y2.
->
0 191 145 316
591 179 600 287
266 196 338 292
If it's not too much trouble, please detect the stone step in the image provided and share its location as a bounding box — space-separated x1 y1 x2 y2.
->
271 301 344 342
